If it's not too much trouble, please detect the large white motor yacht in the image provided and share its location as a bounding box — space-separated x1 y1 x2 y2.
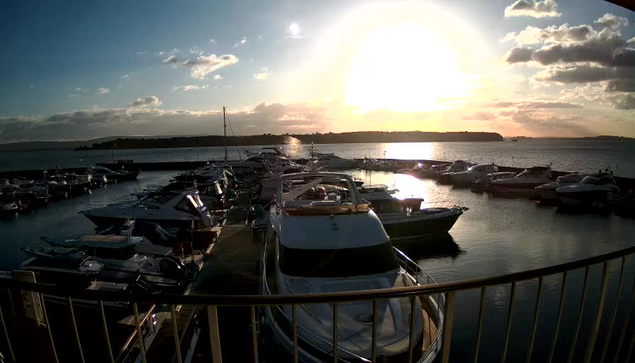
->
81 191 213 229
444 164 498 186
261 172 443 363
535 173 586 202
310 152 360 170
556 172 621 205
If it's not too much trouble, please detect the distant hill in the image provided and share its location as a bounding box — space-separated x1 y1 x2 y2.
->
76 131 504 150
0 137 122 152
578 135 634 141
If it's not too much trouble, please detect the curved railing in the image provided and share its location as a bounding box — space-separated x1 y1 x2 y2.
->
1 244 635 363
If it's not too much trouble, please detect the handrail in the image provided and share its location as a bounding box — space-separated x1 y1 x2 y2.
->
3 244 635 305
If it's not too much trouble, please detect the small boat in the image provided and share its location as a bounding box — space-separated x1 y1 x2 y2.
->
80 190 214 229
556 172 621 206
19 254 104 288
261 172 444 362
486 165 552 195
174 164 233 184
360 185 466 240
436 160 472 184
444 164 498 186
535 173 586 202
472 172 517 193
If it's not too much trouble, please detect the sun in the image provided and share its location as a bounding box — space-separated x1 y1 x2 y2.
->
289 23 300 37
346 22 471 113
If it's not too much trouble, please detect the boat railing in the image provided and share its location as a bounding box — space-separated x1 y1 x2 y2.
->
420 200 466 210
2 244 635 362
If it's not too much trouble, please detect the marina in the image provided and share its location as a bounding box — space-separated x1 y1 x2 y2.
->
0 142 634 362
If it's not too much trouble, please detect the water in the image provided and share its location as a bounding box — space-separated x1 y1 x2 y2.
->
2 139 635 177
1 141 635 361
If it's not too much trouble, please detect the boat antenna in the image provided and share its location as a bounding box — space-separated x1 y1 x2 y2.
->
223 106 228 163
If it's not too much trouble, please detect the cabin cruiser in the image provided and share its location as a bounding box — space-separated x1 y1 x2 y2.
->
309 152 359 170
556 172 621 205
261 172 443 363
473 172 517 193
81 191 213 229
436 160 472 183
535 173 586 202
443 164 498 186
231 147 295 175
174 164 233 185
90 166 140 183
486 166 552 195
360 185 465 240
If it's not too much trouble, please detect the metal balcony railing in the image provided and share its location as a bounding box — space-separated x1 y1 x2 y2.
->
1 244 635 363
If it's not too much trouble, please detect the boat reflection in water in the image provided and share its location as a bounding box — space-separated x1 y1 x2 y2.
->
392 233 463 261
261 172 444 363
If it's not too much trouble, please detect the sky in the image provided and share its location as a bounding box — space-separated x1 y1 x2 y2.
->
0 0 634 142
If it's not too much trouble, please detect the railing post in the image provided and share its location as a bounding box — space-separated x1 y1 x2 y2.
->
292 305 298 363
67 297 86 363
40 297 59 363
600 257 625 363
0 306 15 363
442 291 456 363
568 267 590 363
501 282 517 363
548 271 568 363
473 287 486 363
171 305 183 363
526 277 544 363
246 306 258 363
98 300 115 363
408 296 417 363
132 302 147 363
371 299 378 363
614 267 635 363
332 303 338 363
584 261 610 363
207 305 223 363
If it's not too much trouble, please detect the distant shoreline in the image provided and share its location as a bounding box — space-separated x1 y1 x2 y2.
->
74 131 504 151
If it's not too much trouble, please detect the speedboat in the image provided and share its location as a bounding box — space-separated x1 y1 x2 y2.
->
261 172 443 363
80 191 213 229
174 164 233 185
444 164 498 186
535 173 586 202
360 185 466 240
309 152 359 170
486 165 552 195
556 172 621 205
473 172 517 193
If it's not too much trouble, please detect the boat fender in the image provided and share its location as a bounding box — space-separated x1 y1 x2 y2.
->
160 256 187 280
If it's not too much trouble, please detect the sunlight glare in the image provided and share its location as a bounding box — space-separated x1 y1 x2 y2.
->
347 23 469 112
289 23 300 37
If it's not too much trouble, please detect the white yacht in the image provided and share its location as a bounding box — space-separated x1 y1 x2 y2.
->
556 172 621 205
359 185 466 240
535 173 586 202
444 164 498 186
80 191 213 229
486 165 552 195
261 172 443 363
310 151 359 170
436 160 472 183
174 164 233 185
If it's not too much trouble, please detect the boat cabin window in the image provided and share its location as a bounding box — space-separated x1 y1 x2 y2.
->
581 176 599 185
175 195 203 214
279 242 399 277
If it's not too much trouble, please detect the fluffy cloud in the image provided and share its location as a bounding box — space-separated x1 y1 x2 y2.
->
501 24 594 45
131 95 162 108
506 47 534 63
461 112 496 120
0 102 332 142
233 37 248 48
172 85 209 92
163 54 239 79
213 75 222 80
504 0 560 18
594 13 629 30
253 67 270 80
486 100 583 109
96 87 111 95
612 94 635 110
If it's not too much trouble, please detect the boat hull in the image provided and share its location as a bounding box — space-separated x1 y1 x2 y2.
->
379 209 463 241
83 213 195 229
557 190 616 205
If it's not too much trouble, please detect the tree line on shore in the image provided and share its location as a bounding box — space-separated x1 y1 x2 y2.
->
75 131 504 150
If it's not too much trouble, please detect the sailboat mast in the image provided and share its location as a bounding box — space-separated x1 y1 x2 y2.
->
223 106 228 162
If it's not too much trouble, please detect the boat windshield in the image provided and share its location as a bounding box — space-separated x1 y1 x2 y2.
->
279 242 399 277
581 176 600 185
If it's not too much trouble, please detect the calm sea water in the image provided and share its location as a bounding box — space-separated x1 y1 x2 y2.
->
1 139 634 177
1 140 634 361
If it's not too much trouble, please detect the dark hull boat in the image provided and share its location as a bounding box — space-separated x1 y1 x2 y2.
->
379 208 464 241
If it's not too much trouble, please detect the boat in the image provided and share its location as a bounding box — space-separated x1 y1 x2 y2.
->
436 160 472 183
359 185 466 240
261 172 443 362
174 164 233 184
444 164 498 186
18 253 104 288
556 172 621 206
80 190 213 229
309 151 359 170
472 171 517 193
90 166 140 183
486 165 552 195
535 173 586 202
0 190 20 216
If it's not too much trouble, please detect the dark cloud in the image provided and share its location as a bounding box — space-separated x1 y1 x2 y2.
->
0 103 331 143
504 0 560 18
486 100 583 109
612 95 635 110
605 79 635 92
505 110 593 136
536 66 635 84
506 47 534 63
131 95 162 108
